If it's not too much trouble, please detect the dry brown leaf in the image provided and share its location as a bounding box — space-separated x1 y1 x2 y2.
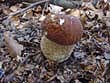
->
34 5 42 13
80 11 88 27
10 5 20 12
22 9 33 19
3 7 12 15
70 9 81 18
82 2 96 10
10 16 20 27
39 15 46 22
4 31 23 58
95 9 104 20
84 65 96 71
102 11 110 27
49 4 63 14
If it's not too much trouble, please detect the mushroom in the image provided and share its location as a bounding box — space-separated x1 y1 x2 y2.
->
40 14 83 62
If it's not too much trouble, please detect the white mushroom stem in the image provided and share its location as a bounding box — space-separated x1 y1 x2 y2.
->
40 35 74 62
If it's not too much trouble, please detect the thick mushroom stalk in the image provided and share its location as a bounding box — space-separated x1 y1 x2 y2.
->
41 35 74 62
41 14 83 62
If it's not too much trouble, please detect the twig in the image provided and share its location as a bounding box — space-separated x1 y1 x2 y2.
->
41 1 49 15
47 74 57 82
8 0 49 17
0 0 50 21
3 51 41 82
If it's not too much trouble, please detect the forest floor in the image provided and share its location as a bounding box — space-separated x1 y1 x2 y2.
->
0 0 110 83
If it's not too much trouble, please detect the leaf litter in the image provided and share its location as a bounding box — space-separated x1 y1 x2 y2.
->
0 0 110 83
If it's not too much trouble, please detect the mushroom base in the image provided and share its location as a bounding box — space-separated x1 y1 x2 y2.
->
40 36 74 62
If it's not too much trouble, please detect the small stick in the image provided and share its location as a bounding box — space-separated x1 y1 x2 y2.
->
1 0 50 21
9 0 49 17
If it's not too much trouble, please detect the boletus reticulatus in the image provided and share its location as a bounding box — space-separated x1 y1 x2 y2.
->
41 14 83 62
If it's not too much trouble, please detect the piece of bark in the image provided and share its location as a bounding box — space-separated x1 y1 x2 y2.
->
50 0 82 9
4 31 23 58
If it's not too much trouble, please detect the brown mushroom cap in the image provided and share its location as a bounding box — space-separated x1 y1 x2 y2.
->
41 14 83 45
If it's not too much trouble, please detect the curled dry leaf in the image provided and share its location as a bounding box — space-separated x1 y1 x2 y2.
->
39 15 46 22
10 16 20 27
22 9 33 19
34 5 42 13
4 32 23 58
49 4 63 14
103 17 110 27
70 9 81 18
82 2 96 10
10 5 20 12
95 9 104 20
2 7 12 15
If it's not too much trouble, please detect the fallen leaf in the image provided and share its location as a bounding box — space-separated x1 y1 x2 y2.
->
10 5 20 12
3 7 12 15
49 4 63 14
4 31 23 58
22 9 33 19
70 9 81 18
10 16 20 27
39 15 46 22
34 5 42 13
